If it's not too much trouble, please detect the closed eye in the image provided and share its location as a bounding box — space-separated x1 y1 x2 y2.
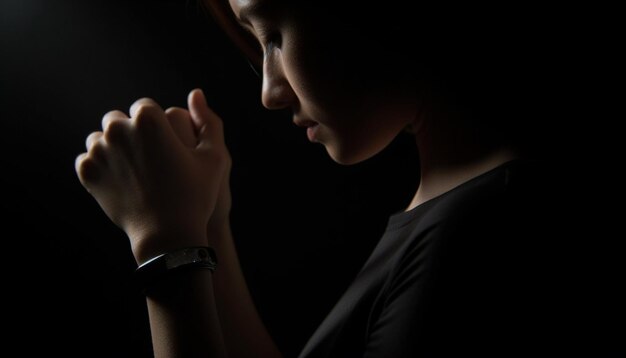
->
242 20 281 52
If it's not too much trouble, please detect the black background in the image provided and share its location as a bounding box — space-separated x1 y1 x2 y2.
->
0 1 620 357
1 0 419 356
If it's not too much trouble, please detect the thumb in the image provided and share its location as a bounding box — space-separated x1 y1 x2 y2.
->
188 88 225 147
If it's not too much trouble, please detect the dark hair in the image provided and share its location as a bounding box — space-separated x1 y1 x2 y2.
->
202 0 263 65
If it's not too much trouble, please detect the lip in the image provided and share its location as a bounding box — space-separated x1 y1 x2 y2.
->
293 117 320 142
306 124 319 142
293 117 318 128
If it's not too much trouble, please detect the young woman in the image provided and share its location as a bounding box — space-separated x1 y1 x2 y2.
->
75 0 582 356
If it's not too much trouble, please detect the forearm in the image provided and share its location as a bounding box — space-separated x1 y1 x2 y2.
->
75 91 240 357
145 269 227 358
209 222 283 358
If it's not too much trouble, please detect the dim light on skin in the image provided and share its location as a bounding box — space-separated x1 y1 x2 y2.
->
226 0 420 166
73 1 533 357
220 0 520 209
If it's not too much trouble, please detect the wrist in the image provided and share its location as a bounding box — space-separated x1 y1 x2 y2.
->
206 219 231 241
131 230 208 265
135 246 217 295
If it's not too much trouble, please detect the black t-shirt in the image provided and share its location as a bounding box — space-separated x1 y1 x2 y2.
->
298 159 611 357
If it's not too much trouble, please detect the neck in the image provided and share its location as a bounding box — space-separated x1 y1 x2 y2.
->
406 115 518 211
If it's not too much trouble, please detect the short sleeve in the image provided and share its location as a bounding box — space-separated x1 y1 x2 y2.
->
362 226 437 358
361 212 584 357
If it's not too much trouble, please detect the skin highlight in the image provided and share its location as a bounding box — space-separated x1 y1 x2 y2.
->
229 0 518 206
74 1 524 356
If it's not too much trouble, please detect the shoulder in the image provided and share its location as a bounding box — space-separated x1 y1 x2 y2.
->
369 159 610 355
382 159 566 353
409 159 547 252
418 159 555 289
383 159 547 303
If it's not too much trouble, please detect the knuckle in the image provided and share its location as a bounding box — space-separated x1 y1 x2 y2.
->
131 98 154 110
103 118 127 144
135 97 156 106
131 109 157 131
89 141 108 163
77 156 100 183
165 107 191 127
102 110 126 129
132 102 165 129
165 106 185 116
131 98 160 117
103 109 125 118
86 132 102 149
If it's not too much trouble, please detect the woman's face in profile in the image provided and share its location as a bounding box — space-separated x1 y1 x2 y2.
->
228 0 422 165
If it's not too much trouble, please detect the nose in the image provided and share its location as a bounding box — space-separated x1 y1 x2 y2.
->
261 50 297 110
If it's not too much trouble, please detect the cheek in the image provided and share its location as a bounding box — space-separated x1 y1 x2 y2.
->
280 25 418 164
284 27 366 106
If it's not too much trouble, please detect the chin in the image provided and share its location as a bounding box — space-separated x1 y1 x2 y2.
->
324 143 382 166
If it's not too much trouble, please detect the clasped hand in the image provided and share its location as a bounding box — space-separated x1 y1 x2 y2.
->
75 89 231 263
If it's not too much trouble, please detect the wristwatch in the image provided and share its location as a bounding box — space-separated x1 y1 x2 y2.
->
135 246 217 293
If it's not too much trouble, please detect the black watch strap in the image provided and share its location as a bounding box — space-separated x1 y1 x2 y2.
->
135 247 217 292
